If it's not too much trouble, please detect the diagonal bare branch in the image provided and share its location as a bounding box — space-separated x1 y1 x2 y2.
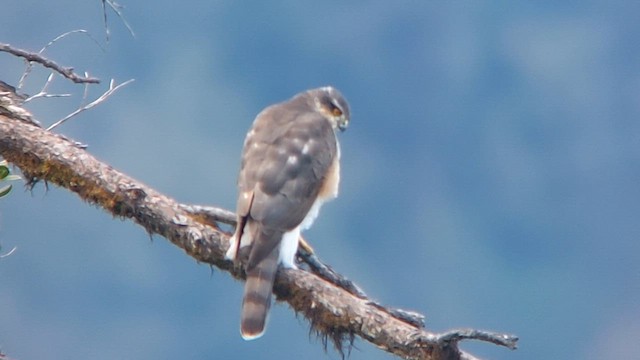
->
0 42 100 84
0 107 518 360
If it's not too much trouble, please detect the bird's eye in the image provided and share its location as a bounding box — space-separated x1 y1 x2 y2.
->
328 99 343 116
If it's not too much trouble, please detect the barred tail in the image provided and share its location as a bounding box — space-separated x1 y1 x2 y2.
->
240 250 279 340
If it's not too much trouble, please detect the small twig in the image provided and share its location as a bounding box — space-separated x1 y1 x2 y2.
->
81 74 91 103
17 30 103 88
47 78 134 131
436 329 519 350
101 0 110 41
298 249 368 297
0 42 100 85
298 248 426 328
102 0 135 41
23 73 72 103
370 302 426 328
0 246 17 258
41 30 105 54
178 203 237 226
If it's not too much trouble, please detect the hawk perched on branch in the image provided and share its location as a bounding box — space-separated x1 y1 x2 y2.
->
226 86 350 340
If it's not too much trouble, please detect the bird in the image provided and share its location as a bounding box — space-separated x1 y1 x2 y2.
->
225 86 350 340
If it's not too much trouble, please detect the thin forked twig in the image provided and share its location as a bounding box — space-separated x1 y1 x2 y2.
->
0 42 100 85
47 78 134 131
102 0 135 41
23 73 72 103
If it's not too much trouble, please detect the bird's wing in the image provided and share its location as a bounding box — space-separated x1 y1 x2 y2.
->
237 105 337 270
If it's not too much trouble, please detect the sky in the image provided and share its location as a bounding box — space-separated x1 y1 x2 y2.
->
2 1 640 360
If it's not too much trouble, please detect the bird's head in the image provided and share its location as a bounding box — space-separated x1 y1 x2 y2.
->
310 86 350 132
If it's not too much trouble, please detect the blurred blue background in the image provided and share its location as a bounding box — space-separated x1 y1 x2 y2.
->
2 1 640 359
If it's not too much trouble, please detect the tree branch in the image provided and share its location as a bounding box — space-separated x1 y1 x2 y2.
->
0 42 100 84
0 100 518 359
101 0 136 41
46 78 134 130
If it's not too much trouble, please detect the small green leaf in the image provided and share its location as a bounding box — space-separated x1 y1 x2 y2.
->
0 184 12 197
3 175 20 181
0 165 8 180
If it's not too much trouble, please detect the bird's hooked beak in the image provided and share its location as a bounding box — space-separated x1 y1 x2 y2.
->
337 116 349 132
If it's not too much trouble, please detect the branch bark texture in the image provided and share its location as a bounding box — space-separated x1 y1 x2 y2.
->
0 102 517 359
